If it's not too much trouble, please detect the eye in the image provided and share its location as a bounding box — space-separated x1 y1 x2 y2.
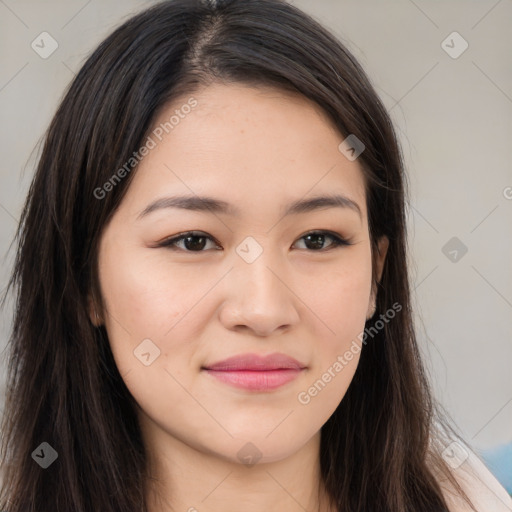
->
157 230 352 252
292 230 353 251
158 231 221 252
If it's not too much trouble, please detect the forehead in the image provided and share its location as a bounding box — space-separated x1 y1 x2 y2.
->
121 83 367 222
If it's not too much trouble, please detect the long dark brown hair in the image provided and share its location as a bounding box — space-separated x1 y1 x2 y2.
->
0 0 479 510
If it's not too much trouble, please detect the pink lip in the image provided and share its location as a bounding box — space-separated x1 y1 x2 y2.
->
202 353 306 391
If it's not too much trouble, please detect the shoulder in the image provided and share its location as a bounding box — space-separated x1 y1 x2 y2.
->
437 442 512 512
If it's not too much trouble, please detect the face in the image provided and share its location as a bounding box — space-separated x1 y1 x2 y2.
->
92 83 388 466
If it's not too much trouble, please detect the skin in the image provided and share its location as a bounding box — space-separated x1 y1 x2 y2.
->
91 83 389 512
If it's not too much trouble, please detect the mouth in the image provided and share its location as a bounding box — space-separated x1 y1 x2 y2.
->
202 368 304 391
201 352 307 391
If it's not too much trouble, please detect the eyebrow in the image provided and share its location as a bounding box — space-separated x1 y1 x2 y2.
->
137 193 362 221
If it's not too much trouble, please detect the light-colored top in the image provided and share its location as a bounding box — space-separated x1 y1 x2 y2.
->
439 442 512 512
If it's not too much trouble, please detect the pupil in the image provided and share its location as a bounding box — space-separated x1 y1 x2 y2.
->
305 234 325 250
185 235 206 251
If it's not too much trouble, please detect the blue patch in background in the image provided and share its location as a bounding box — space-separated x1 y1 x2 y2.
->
481 441 512 496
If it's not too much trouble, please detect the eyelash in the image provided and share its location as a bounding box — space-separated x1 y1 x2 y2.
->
157 230 353 253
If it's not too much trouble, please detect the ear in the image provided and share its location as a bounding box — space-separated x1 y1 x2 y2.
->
366 236 389 320
87 294 103 327
374 235 389 283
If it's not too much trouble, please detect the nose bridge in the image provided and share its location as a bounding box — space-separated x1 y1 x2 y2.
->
220 236 299 334
234 237 286 303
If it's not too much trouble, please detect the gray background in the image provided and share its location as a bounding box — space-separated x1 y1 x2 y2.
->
0 0 511 464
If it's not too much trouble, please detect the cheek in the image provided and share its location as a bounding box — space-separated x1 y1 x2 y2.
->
96 239 199 380
300 249 372 396
304 247 373 344
98 239 204 334
319 265 371 331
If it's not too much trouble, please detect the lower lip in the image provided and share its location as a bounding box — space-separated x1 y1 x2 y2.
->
203 369 303 391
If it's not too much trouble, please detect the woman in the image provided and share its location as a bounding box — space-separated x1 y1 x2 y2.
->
1 0 510 510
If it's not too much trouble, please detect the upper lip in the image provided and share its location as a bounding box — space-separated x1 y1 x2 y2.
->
202 353 307 371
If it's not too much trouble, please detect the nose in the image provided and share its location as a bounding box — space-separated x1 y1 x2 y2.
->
218 247 300 337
